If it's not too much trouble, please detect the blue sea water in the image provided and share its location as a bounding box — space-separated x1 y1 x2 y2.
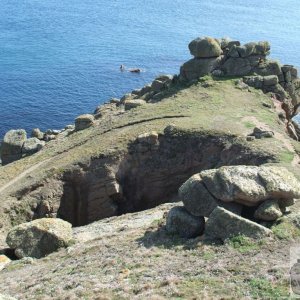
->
0 0 300 139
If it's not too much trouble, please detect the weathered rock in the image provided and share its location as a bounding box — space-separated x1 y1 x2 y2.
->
263 75 279 86
180 57 222 81
188 37 222 58
243 76 264 89
254 60 282 76
120 93 133 103
75 114 95 131
22 138 45 155
179 174 218 217
94 103 117 119
254 199 283 221
137 131 159 145
31 128 44 140
205 207 272 241
6 218 73 259
0 255 11 271
1 129 27 165
217 38 240 50
43 134 56 142
166 206 205 238
110 97 120 104
151 79 166 93
124 99 146 110
201 166 300 206
222 57 252 76
218 201 243 215
249 127 274 139
258 166 300 203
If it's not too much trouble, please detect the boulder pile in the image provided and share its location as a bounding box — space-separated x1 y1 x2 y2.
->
166 165 300 241
179 37 299 104
1 129 45 165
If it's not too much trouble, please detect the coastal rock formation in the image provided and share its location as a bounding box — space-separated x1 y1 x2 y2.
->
6 218 73 259
180 37 299 105
31 128 44 140
124 99 146 110
75 114 95 131
22 138 45 155
168 165 300 239
0 129 46 165
188 37 223 58
1 129 27 164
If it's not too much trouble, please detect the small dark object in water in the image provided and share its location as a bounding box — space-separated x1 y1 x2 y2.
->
120 64 125 71
129 68 141 73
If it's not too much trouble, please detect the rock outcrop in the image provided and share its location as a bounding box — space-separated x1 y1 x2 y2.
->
22 138 45 155
6 218 73 258
124 99 146 111
180 37 299 105
205 207 272 241
1 129 27 164
168 165 300 239
166 206 205 238
75 114 95 131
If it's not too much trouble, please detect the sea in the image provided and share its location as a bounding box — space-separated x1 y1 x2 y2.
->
0 0 300 139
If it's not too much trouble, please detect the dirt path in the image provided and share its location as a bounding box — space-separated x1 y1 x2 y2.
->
0 158 52 195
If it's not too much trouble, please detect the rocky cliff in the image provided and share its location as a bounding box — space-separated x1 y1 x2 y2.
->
0 36 300 299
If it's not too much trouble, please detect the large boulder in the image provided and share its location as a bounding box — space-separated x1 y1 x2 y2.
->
188 37 222 58
180 57 222 81
31 128 44 140
201 165 300 206
1 129 27 165
254 199 283 221
179 174 218 217
166 206 205 238
22 137 45 155
6 218 73 259
75 114 95 131
205 207 272 241
222 57 252 76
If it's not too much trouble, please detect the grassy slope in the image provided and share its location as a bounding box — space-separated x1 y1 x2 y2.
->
0 77 300 298
0 77 297 191
0 202 297 299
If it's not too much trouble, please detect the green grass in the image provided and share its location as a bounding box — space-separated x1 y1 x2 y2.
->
243 121 256 129
272 220 300 240
248 278 288 299
227 235 262 253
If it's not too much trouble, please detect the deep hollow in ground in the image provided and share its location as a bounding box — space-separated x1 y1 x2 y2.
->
56 129 275 227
